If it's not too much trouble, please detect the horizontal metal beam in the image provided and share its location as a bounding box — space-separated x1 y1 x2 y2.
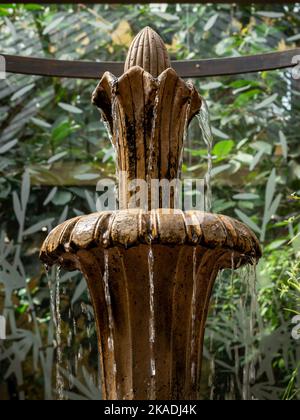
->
1 49 300 80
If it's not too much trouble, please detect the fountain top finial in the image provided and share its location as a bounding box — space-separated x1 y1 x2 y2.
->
124 26 171 77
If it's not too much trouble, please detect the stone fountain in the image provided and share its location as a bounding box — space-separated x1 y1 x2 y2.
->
40 27 261 400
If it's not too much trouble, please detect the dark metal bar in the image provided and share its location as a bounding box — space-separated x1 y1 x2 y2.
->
1 49 300 79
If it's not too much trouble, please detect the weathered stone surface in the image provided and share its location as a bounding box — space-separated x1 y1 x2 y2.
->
40 209 261 270
92 30 201 209
40 27 262 400
40 209 261 399
124 26 171 77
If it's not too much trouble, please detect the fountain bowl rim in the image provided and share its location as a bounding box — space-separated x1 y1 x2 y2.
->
40 209 262 271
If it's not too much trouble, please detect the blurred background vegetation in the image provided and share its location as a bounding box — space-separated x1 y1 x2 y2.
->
0 2 299 400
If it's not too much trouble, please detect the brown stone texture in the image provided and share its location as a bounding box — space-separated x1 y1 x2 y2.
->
40 27 262 400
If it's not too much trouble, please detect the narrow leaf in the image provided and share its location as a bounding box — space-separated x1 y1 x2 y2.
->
47 151 68 164
74 174 100 181
234 209 261 234
233 193 259 200
43 187 58 206
31 117 51 129
265 169 276 211
21 169 30 211
23 218 54 236
211 164 231 177
43 16 64 35
250 150 264 171
279 130 288 160
13 192 23 226
11 83 35 101
204 13 219 32
58 102 83 114
254 93 278 111
211 126 229 139
0 139 18 154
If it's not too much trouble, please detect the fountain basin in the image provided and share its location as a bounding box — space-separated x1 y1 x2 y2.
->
41 210 261 270
40 209 261 400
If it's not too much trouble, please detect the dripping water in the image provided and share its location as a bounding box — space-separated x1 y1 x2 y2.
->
103 250 117 382
197 99 214 212
178 101 192 181
55 270 64 400
241 262 258 400
147 92 160 209
208 270 223 400
190 247 197 386
148 245 156 399
47 267 64 400
209 259 259 400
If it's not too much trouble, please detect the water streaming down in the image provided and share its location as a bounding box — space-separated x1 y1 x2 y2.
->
103 250 117 387
208 261 259 400
190 247 197 386
208 270 223 400
148 245 156 399
47 268 64 400
197 99 214 212
178 101 192 181
147 92 160 191
242 263 258 400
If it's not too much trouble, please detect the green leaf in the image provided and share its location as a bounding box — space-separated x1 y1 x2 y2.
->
256 11 284 19
52 120 73 142
43 16 64 35
23 218 55 236
58 205 69 224
233 89 261 108
234 209 261 235
13 192 23 226
0 139 18 154
235 152 253 165
279 130 288 160
21 169 30 211
287 34 300 42
11 83 35 101
211 164 231 177
250 150 264 171
58 102 83 114
201 82 222 90
265 169 277 211
52 191 72 206
154 12 179 22
47 152 68 164
74 174 100 181
251 141 272 155
233 193 259 200
211 127 229 139
43 187 58 206
31 117 51 129
268 193 282 219
204 13 219 32
212 140 234 158
265 239 286 252
254 93 278 111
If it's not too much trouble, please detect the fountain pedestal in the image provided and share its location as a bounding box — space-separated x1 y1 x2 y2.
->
41 209 260 400
40 28 261 400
